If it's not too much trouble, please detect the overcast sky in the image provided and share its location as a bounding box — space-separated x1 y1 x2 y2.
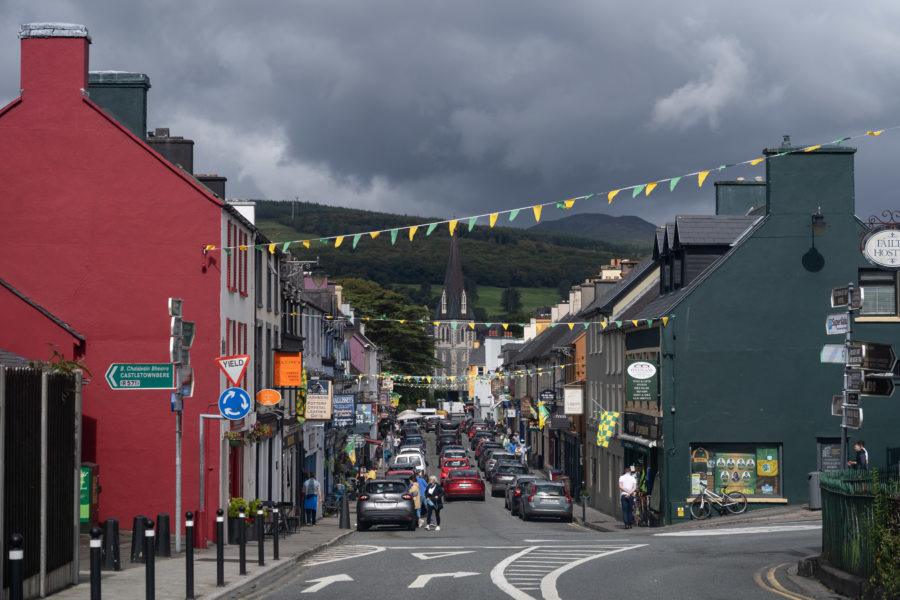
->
3 1 900 227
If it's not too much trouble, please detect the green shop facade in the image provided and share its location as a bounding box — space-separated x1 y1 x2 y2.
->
609 139 899 525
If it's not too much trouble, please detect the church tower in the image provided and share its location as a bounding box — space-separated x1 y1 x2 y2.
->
433 235 475 399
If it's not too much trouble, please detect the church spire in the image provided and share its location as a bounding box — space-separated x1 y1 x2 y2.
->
435 234 473 320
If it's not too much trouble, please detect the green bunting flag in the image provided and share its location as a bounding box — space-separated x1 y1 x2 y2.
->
320 238 329 245
390 229 398 245
352 234 361 249
223 248 232 256
615 321 622 328
670 176 681 192
451 321 458 330
632 185 645 198
509 209 520 222
426 222 438 236
468 216 477 232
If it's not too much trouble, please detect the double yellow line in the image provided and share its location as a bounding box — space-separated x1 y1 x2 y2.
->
754 563 814 600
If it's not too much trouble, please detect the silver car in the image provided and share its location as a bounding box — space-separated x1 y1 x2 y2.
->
505 474 538 515
490 462 530 496
519 480 574 522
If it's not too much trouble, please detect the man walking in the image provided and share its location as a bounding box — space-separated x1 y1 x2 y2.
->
618 466 637 530
848 440 869 470
416 472 428 528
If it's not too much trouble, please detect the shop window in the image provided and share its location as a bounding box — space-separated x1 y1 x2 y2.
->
689 444 782 498
859 269 898 317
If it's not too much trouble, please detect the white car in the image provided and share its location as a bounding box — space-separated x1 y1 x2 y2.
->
390 454 426 476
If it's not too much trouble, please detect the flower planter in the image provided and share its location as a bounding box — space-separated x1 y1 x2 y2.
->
229 439 242 447
227 517 257 544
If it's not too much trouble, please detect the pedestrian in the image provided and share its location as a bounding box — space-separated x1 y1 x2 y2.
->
618 465 637 529
303 475 323 525
375 444 384 469
424 475 445 531
416 473 428 528
408 475 422 528
367 466 377 480
848 440 869 470
393 435 401 454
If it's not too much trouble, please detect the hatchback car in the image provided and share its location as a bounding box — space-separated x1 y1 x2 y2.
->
482 449 515 473
356 479 416 531
440 457 471 483
436 434 459 453
385 469 416 482
519 481 573 522
505 474 538 515
389 454 425 476
402 435 426 451
440 448 467 461
442 468 485 501
490 462 530 496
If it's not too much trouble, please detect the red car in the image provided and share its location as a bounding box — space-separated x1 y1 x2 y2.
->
440 458 471 483
467 424 489 441
443 468 485 501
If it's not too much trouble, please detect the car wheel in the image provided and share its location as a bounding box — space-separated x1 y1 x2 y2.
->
357 523 370 531
407 521 416 531
564 515 573 523
522 511 530 521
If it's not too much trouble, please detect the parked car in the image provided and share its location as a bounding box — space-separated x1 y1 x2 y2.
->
356 479 417 531
482 449 516 473
385 469 416 481
490 462 530 496
443 468 485 501
440 457 471 482
519 480 573 522
440 448 467 461
505 474 538 515
475 441 503 464
436 434 459 453
402 435 426 451
439 444 465 457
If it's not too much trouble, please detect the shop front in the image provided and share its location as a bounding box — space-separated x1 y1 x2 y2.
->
620 413 663 526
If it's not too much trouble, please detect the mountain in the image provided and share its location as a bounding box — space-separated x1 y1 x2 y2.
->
253 200 651 290
530 213 658 245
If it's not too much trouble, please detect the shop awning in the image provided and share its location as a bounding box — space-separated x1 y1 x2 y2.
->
364 437 382 445
617 433 657 448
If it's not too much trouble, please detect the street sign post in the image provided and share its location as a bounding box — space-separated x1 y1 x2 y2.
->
105 363 176 390
861 376 895 397
852 341 897 372
825 314 850 335
182 321 195 348
219 387 252 420
831 286 863 309
843 407 863 430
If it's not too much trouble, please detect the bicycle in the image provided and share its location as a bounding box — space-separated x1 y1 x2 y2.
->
689 482 747 519
322 494 340 517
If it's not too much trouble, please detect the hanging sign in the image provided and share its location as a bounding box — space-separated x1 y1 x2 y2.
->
305 379 333 419
626 359 658 404
825 314 850 335
862 228 900 269
256 389 282 406
274 351 303 386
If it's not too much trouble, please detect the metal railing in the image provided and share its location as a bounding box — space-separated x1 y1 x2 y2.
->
820 469 898 578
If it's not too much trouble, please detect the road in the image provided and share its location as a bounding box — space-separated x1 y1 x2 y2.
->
229 429 833 600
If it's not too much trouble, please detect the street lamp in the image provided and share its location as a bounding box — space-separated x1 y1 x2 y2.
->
811 207 827 236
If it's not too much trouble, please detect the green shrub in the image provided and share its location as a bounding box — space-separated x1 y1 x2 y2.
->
869 470 900 598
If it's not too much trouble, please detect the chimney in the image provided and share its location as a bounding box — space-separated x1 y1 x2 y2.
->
146 127 194 173
714 178 766 215
19 23 91 102
88 71 150 138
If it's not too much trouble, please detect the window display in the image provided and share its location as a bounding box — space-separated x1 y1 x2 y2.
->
690 444 781 497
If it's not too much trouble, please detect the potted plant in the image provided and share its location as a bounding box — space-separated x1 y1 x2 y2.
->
246 422 272 444
227 497 249 544
224 431 246 447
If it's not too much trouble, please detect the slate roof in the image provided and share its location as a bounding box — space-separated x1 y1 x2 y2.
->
469 344 486 366
0 348 32 367
581 256 656 317
673 215 761 246
509 314 579 365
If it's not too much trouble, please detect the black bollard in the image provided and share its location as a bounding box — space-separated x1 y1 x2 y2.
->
155 514 171 558
130 515 147 563
215 509 225 587
144 518 155 600
238 510 246 575
339 494 351 529
102 518 120 571
8 533 24 600
90 526 102 600
185 511 194 600
257 508 265 566
272 507 279 560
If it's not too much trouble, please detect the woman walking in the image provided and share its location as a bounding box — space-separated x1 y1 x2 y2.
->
424 475 445 531
408 474 422 529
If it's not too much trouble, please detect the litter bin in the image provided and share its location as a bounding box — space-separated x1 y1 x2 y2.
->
808 472 822 510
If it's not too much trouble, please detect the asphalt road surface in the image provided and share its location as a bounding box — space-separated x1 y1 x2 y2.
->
232 430 828 600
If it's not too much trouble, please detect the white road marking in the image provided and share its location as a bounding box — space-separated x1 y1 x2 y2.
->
491 547 539 600
540 545 646 600
301 544 385 566
412 550 475 560
301 574 353 593
408 571 479 588
654 524 821 537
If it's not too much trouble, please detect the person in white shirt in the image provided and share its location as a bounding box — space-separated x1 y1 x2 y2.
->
618 466 637 529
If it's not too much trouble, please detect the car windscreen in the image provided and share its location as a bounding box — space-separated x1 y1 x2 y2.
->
449 469 479 479
366 481 408 494
404 436 424 443
532 484 566 496
488 452 515 460
496 464 528 474
443 451 466 458
442 459 468 468
386 472 412 479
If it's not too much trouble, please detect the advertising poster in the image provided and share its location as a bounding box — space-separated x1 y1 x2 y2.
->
332 394 355 428
756 447 780 495
714 452 756 495
305 379 333 419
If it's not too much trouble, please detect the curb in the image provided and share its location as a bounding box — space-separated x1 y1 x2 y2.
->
205 528 356 600
798 555 869 599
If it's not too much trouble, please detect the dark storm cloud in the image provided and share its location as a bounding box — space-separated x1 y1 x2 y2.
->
2 1 899 226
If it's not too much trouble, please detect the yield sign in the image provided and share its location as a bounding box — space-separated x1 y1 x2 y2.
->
216 355 250 387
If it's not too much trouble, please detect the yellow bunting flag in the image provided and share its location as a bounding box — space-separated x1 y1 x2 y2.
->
409 226 419 241
335 236 344 248
502 323 509 330
433 321 440 327
398 320 406 324
646 182 658 196
698 171 710 187
601 321 608 329
268 243 276 254
302 240 310 248
804 145 821 152
662 317 669 326
533 205 543 222
468 322 475 329
370 231 380 239
867 130 883 136
449 220 458 236
608 190 620 204
750 158 765 166
564 199 575 209
204 244 216 251
489 213 499 228
631 320 639 327
568 323 574 330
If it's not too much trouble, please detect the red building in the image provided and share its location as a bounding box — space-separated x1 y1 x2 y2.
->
0 24 256 537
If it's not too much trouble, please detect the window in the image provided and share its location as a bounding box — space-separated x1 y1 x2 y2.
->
441 291 447 315
227 223 233 291
859 269 898 317
689 444 782 498
461 290 467 314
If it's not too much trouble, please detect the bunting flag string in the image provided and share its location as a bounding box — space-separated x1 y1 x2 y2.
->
201 125 900 254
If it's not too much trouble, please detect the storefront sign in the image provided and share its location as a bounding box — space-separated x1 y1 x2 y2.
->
539 389 557 409
332 394 355 428
825 313 850 335
625 359 658 404
563 387 583 415
256 389 282 406
550 414 569 430
354 403 375 433
862 227 900 269
274 351 303 386
623 413 661 440
305 379 333 419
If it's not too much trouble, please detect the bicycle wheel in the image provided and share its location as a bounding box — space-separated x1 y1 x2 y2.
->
724 491 747 514
689 497 711 520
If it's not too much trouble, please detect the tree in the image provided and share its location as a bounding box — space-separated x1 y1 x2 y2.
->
500 287 522 313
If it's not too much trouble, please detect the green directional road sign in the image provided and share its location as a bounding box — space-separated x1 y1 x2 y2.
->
105 363 176 390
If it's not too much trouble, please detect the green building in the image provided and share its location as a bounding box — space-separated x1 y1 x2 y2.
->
585 137 899 525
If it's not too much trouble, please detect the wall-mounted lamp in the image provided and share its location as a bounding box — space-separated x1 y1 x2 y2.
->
811 207 827 236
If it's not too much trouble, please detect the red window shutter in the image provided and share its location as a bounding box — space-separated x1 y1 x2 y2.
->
227 222 232 291
226 318 232 355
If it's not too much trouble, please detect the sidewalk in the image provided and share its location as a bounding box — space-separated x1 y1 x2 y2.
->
50 507 355 600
